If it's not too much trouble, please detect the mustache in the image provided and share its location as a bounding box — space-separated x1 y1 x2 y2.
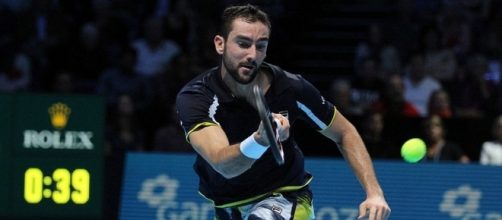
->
239 61 258 68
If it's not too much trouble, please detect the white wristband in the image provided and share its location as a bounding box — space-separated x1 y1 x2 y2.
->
239 134 269 159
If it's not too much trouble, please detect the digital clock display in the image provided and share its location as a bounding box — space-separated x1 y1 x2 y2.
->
0 94 104 219
24 168 90 204
10 156 103 218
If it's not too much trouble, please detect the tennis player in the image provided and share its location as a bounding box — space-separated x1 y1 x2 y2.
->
176 4 390 220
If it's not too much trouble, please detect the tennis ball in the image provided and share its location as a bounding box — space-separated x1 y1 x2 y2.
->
401 138 426 163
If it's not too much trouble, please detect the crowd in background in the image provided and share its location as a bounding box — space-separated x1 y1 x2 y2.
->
0 0 224 154
1 0 502 165
323 0 502 165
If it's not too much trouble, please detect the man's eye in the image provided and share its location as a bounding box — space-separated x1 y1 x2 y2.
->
237 41 251 48
256 44 267 50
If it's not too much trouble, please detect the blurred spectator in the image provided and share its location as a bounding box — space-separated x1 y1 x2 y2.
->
64 22 108 92
145 53 196 146
0 3 18 56
372 73 420 118
386 0 422 60
422 115 470 163
91 0 135 64
132 15 181 77
403 52 442 116
0 49 31 92
427 89 453 118
164 0 197 54
16 0 70 51
351 57 384 114
360 111 399 159
152 104 192 152
96 46 153 113
449 53 493 117
436 1 475 61
149 53 199 128
327 78 363 116
419 25 457 83
354 23 401 76
479 114 502 165
479 23 502 87
481 24 502 115
152 53 197 106
17 0 77 90
105 93 145 155
50 69 74 93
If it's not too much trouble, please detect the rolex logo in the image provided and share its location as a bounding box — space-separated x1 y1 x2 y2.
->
48 102 71 129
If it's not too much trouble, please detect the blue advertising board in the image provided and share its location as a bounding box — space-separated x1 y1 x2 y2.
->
119 153 502 220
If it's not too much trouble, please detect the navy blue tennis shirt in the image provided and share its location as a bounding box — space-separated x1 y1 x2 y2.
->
176 62 336 207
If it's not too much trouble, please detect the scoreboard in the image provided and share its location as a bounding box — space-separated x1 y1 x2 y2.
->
0 93 104 219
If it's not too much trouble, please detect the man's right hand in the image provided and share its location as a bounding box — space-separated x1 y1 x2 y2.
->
254 113 290 145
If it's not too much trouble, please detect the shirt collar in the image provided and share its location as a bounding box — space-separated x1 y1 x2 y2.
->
209 62 279 103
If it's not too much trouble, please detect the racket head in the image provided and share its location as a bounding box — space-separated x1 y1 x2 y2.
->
253 85 284 165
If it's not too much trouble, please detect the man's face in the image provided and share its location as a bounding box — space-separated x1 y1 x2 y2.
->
215 18 269 84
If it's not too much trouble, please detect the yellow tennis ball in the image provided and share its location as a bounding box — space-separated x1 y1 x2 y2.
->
401 138 426 163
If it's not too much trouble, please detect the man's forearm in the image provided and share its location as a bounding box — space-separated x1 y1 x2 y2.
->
339 132 384 196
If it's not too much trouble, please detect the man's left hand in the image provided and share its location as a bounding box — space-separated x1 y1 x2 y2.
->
357 195 391 220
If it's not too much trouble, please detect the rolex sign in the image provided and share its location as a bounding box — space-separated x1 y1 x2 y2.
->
13 94 104 155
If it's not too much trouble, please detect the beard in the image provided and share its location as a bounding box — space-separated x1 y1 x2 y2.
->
222 52 259 85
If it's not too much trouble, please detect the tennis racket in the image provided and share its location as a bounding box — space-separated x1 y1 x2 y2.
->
253 85 285 165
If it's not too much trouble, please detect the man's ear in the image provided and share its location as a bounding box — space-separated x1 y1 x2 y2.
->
214 35 225 55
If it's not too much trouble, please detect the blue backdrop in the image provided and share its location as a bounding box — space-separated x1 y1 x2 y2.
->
119 153 502 220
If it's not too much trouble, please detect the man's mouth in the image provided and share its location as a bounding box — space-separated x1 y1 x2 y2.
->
240 63 256 71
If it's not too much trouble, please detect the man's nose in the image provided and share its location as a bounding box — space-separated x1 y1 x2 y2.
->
245 46 257 61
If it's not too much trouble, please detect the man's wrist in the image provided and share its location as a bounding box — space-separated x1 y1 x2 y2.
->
240 133 269 159
253 131 269 146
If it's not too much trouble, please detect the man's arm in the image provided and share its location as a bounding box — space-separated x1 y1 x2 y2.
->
189 125 258 179
320 111 390 219
188 113 289 179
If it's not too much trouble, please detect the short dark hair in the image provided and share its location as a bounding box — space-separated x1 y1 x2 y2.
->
219 4 271 38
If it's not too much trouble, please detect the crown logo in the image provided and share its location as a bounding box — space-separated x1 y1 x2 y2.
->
48 102 71 129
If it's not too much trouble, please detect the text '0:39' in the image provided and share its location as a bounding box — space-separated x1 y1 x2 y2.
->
24 168 90 204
